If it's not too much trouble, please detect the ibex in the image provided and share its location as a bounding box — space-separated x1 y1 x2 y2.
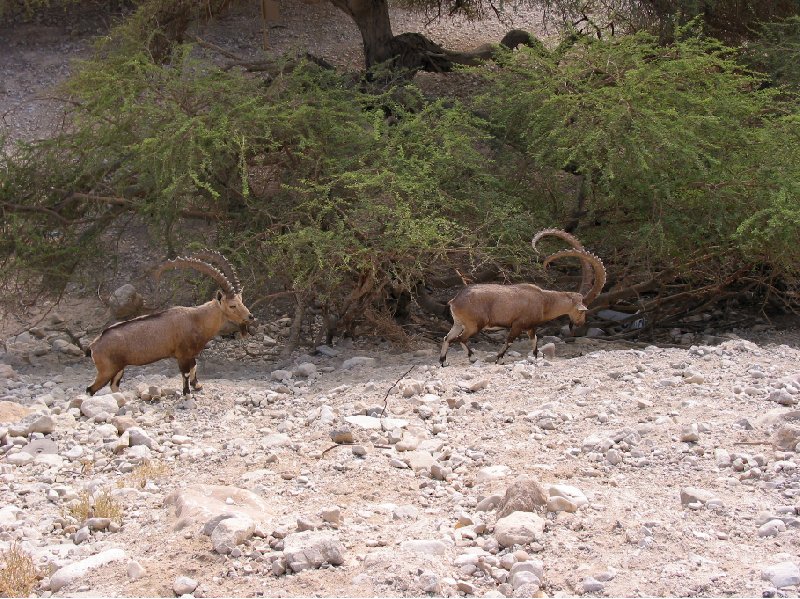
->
86 252 253 396
439 230 605 366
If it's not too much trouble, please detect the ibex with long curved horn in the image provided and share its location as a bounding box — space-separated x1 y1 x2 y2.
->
439 230 605 366
85 253 253 396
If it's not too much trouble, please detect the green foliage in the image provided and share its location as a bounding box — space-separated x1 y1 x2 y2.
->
478 27 800 279
0 29 534 321
744 16 800 90
3 16 799 329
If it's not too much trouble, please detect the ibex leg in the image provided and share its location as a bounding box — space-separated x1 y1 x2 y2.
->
527 328 538 358
496 323 524 363
178 358 194 396
189 359 202 391
439 321 465 366
110 369 125 392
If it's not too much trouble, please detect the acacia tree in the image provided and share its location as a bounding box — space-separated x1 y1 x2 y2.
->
323 0 799 72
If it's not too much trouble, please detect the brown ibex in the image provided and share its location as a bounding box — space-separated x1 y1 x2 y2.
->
439 231 605 366
86 253 253 396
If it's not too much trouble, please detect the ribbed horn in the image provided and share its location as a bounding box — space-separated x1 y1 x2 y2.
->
532 228 592 296
543 248 606 306
154 257 235 296
188 250 242 294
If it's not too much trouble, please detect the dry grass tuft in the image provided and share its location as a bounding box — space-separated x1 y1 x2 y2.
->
0 542 39 597
123 460 170 489
66 489 123 524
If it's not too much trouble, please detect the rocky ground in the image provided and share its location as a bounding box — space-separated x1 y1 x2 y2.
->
1 310 799 597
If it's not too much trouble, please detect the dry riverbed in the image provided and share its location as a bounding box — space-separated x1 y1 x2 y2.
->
1 315 799 597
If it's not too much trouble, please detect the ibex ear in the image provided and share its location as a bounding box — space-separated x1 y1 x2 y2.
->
216 289 224 303
577 305 588 311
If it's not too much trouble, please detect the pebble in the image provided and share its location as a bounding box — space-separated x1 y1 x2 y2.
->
680 487 719 507
329 426 353 444
127 560 146 580
680 423 700 442
173 576 198 595
583 576 605 593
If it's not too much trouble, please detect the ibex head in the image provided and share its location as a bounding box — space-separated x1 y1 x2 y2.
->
155 253 254 326
565 293 589 326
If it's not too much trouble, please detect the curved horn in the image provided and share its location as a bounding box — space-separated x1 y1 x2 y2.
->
543 248 606 306
154 257 235 296
531 228 585 253
532 228 592 296
188 250 242 294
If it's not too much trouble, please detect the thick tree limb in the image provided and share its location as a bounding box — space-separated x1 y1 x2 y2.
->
69 193 222 221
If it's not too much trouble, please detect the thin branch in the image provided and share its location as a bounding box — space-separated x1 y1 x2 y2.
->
380 364 416 417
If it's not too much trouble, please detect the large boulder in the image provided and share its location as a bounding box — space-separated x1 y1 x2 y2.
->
496 476 548 519
49 548 127 592
164 484 274 533
0 400 33 424
108 284 144 320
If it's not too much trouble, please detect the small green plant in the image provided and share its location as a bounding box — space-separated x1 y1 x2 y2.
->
0 542 39 597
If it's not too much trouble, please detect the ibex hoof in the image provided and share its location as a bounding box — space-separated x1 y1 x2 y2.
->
191 383 203 391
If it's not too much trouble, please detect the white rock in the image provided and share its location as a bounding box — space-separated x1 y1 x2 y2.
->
458 378 489 393
173 575 198 595
547 496 578 513
49 548 127 591
548 484 589 508
511 570 540 590
680 423 700 442
80 394 119 419
680 487 719 506
6 451 34 466
127 560 146 580
282 531 345 572
344 415 383 430
477 465 511 483
294 363 317 378
341 357 376 369
400 539 448 555
270 369 292 381
762 562 800 588
583 576 605 593
758 519 787 537
211 516 256 554
494 512 545 547
402 450 435 471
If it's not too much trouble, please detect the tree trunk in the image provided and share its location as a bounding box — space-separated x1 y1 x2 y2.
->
329 0 395 69
330 0 540 75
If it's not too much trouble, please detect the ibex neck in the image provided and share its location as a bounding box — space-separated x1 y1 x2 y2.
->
195 300 227 340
